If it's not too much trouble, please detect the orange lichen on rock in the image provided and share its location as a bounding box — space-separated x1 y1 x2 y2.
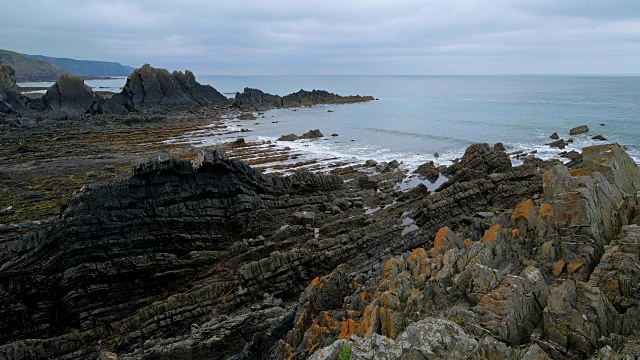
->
433 226 451 254
567 259 584 274
480 224 504 244
338 319 357 339
355 303 380 338
539 203 555 217
463 237 472 247
552 260 566 276
383 257 405 278
601 279 620 293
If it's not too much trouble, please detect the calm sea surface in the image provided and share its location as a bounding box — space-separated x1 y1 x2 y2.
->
20 75 640 168
197 75 640 168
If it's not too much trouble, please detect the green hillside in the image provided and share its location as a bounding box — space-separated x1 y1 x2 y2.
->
0 49 64 81
0 49 135 81
28 55 134 78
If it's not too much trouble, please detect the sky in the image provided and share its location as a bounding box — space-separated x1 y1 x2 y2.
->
2 0 640 75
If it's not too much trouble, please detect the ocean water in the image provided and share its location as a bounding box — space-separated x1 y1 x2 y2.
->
19 75 640 169
195 75 640 169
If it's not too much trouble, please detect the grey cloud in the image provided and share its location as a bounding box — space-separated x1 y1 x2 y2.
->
1 0 639 74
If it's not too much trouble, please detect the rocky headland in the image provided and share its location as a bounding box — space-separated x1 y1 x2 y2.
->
1 62 640 359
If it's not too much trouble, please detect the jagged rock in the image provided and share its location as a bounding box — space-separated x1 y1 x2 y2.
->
414 161 439 182
550 132 559 140
310 318 550 360
234 88 374 111
2 143 639 360
548 139 567 149
111 64 226 111
0 63 28 113
570 125 590 135
592 135 607 141
234 88 283 111
302 129 324 139
43 73 104 115
438 143 512 190
475 266 548 344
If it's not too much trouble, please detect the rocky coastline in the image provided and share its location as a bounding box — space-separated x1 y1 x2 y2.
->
1 63 640 359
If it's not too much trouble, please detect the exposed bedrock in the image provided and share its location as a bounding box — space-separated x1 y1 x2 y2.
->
43 73 105 114
278 144 640 359
234 87 374 111
0 63 28 113
0 143 638 359
111 64 227 112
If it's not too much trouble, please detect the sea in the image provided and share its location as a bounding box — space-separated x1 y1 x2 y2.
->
19 75 640 170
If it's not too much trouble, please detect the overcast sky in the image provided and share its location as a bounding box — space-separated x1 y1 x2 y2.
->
2 0 640 75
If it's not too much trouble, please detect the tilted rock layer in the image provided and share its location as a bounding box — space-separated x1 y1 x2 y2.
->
0 143 639 359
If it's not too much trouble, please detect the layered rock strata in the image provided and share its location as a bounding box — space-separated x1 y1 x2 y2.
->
111 65 227 112
0 143 638 360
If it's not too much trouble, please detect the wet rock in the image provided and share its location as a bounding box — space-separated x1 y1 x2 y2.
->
569 125 590 135
550 132 559 140
358 175 378 190
302 129 324 139
414 161 439 182
277 133 300 141
591 135 607 141
237 112 256 120
548 139 567 149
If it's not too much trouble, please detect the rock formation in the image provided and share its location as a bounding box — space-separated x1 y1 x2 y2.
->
569 124 590 135
43 73 105 114
111 64 227 112
234 88 374 111
0 63 28 113
0 143 639 359
277 129 324 141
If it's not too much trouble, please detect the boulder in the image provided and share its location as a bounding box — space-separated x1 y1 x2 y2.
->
569 125 590 135
591 135 607 141
548 139 568 149
414 161 440 182
277 133 300 141
302 129 324 139
550 132 559 140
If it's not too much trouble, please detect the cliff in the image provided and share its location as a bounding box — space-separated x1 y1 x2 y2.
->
27 54 134 78
0 49 134 81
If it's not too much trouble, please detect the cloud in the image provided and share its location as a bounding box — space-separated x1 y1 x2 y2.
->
1 0 639 74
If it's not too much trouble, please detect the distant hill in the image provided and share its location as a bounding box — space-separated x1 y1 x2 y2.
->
28 55 134 78
0 49 134 81
0 49 64 81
